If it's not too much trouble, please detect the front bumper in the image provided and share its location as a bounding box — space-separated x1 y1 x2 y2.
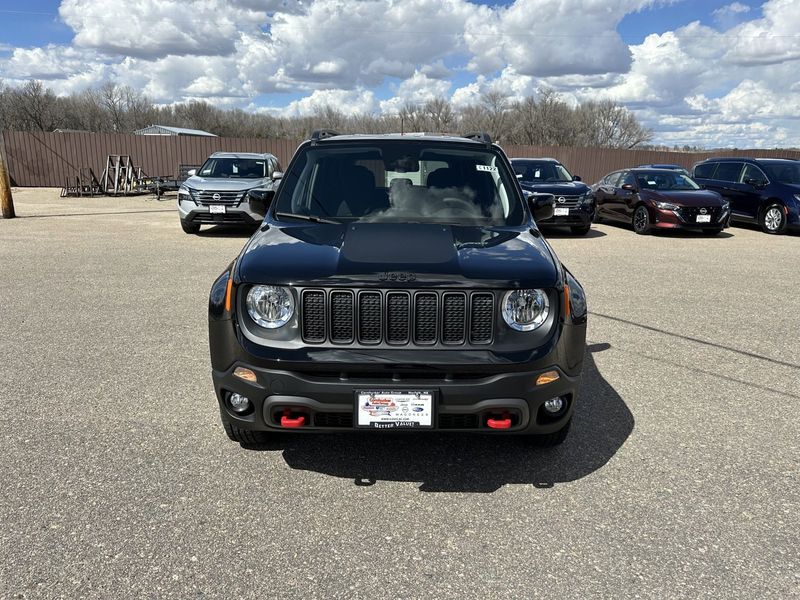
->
210 312 586 435
653 206 730 230
540 203 595 227
213 362 579 434
178 198 265 227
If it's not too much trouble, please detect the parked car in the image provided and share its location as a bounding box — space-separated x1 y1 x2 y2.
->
510 158 595 235
637 163 690 176
177 152 282 234
593 168 730 235
209 131 587 446
692 157 800 234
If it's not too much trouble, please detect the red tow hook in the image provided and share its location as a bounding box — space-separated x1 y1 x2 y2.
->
486 412 512 430
280 409 306 428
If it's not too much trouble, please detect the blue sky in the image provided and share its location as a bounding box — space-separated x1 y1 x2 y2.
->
1 0 798 148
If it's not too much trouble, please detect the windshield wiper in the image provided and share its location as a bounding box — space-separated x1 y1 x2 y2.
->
274 212 340 225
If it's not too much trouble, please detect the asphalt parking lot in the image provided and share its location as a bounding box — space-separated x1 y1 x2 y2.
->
1 189 798 599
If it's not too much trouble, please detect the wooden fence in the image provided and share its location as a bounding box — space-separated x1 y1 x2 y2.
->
1 130 799 188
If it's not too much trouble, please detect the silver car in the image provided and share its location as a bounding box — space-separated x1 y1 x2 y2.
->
177 152 282 234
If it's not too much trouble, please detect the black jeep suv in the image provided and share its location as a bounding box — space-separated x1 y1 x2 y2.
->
510 158 595 235
692 157 800 234
209 132 587 446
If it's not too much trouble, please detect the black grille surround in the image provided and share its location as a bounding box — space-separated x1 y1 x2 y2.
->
300 288 497 347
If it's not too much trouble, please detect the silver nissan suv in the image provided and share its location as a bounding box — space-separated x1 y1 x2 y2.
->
177 152 282 234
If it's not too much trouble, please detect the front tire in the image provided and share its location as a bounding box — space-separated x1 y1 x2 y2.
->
181 219 201 234
223 420 269 445
570 224 591 236
761 203 787 234
633 205 651 235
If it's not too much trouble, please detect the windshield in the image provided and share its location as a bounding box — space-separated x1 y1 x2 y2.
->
512 161 573 183
198 157 268 179
635 171 701 191
761 161 800 184
273 142 525 226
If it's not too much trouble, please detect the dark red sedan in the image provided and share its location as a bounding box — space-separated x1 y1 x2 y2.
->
593 168 730 235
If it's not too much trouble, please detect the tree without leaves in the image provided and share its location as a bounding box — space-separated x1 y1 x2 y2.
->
0 80 653 149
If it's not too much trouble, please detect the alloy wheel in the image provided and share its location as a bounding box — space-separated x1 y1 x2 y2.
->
633 206 650 234
764 207 783 232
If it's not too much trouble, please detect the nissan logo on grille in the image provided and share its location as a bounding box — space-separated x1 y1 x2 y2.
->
212 193 221 201
557 197 566 204
700 207 708 214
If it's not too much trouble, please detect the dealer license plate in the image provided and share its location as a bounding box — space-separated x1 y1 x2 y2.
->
355 390 434 429
554 207 570 216
209 205 226 214
696 214 711 223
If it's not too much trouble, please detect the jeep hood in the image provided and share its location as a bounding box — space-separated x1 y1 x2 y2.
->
237 223 559 288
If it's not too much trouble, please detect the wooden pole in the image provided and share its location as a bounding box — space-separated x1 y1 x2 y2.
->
0 152 15 219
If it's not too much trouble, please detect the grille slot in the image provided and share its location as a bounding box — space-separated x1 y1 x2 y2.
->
469 293 494 344
414 293 438 344
358 292 382 344
299 289 496 346
301 291 326 342
386 292 411 344
442 293 467 344
330 291 354 343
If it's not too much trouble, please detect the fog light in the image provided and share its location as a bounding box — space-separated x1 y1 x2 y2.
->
233 367 257 383
229 393 251 414
543 396 565 414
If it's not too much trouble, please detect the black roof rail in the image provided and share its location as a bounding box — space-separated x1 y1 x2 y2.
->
462 132 493 146
310 129 340 144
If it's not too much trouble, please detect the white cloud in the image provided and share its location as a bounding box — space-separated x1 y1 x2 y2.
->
712 2 751 29
275 88 377 117
464 0 660 77
58 0 280 59
379 71 452 113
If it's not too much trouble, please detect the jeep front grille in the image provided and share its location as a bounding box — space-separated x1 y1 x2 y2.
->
300 289 495 346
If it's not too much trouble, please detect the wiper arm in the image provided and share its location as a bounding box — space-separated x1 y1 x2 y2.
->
274 212 340 225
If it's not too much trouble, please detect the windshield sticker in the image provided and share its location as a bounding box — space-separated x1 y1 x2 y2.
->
476 165 497 172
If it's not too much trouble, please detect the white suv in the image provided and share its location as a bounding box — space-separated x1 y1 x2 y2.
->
177 152 282 234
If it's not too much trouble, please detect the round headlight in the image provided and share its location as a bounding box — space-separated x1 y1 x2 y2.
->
502 289 549 331
246 285 294 329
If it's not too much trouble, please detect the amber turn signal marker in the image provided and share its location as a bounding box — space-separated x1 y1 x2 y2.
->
536 370 560 386
563 284 571 317
224 276 233 312
233 367 257 383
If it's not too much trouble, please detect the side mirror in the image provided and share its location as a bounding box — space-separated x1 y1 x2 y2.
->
187 169 196 177
572 175 582 182
247 189 274 212
527 193 555 222
272 171 284 181
621 183 636 191
744 178 766 188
